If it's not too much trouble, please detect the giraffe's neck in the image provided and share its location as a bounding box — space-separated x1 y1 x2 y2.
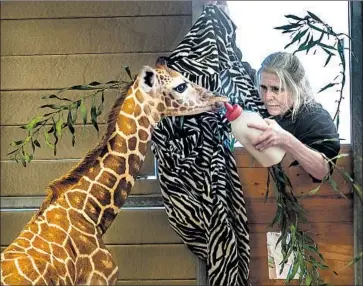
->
65 85 161 235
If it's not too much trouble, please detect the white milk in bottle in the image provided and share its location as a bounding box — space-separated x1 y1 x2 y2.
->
224 103 286 167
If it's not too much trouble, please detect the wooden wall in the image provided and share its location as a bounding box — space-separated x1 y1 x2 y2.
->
0 1 354 285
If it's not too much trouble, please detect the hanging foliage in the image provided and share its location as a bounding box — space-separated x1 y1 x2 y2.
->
275 10 353 129
270 11 362 285
6 68 134 167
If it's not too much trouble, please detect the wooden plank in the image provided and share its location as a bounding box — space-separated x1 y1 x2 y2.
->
1 53 166 90
0 89 119 126
245 196 353 224
0 245 196 280
1 125 155 166
249 223 353 257
238 169 352 199
116 280 195 286
237 145 352 199
0 209 181 246
0 1 192 19
109 245 196 280
2 209 352 248
249 256 353 285
249 221 354 285
1 16 191 56
0 161 159 197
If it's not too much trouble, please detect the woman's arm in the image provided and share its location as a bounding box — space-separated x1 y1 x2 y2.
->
282 134 330 180
248 119 330 180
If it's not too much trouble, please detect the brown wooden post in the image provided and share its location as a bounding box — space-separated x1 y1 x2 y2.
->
349 2 363 285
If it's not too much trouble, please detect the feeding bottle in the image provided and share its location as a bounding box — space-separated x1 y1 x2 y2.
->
224 103 286 167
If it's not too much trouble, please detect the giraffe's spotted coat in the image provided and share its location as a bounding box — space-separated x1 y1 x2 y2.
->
1 64 226 285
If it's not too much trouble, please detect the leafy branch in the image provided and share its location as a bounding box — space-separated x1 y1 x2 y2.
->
268 165 331 285
271 11 362 285
7 70 134 166
275 11 352 129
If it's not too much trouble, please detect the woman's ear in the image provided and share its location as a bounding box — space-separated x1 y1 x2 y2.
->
139 66 157 93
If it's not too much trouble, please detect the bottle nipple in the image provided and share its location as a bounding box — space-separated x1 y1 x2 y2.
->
224 103 242 121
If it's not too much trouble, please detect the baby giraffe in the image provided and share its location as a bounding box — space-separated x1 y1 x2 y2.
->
0 63 228 285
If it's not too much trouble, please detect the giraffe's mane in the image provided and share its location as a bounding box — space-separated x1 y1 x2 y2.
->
32 82 134 220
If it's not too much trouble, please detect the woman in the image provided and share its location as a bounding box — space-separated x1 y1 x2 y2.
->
248 52 340 181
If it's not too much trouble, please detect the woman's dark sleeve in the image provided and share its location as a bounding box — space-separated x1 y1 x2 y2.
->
295 106 341 181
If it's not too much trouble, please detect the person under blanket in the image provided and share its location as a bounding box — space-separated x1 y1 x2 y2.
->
247 52 340 182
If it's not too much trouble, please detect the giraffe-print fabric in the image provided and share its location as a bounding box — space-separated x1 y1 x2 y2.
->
151 5 267 286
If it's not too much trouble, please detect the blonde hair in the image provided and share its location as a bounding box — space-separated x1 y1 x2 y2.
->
256 52 316 118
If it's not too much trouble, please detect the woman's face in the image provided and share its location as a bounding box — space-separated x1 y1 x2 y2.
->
259 71 293 116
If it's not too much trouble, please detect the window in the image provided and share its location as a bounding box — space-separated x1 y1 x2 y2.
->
227 1 351 143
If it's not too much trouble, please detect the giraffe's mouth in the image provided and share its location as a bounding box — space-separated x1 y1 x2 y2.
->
165 96 229 116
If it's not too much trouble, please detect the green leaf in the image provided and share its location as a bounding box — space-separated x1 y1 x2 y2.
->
25 116 44 131
308 23 327 34
67 109 75 135
294 36 316 54
318 82 338 93
80 99 87 125
69 85 95 90
288 259 300 281
284 29 309 49
56 118 63 137
91 99 99 133
347 252 363 266
87 81 102 86
324 54 333 67
285 14 303 21
34 139 41 148
40 104 61 109
52 119 59 156
305 273 312 285
10 140 24 146
308 184 321 196
97 91 105 116
125 66 133 80
307 11 323 23
44 129 54 150
274 23 301 31
6 149 19 156
353 183 363 201
318 42 336 51
299 32 311 49
328 177 342 195
31 138 35 152
42 94 72 101
21 157 27 167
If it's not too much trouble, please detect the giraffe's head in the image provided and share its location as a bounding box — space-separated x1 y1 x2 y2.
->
135 64 229 118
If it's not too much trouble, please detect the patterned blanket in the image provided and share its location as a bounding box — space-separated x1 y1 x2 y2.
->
151 5 266 285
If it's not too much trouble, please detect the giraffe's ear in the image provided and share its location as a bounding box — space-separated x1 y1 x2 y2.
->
139 66 158 93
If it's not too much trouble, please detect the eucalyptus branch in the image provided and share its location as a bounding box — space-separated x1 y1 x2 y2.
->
267 165 329 285
275 11 351 129
7 79 132 166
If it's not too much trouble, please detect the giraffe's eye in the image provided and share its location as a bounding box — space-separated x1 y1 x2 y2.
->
174 83 187 93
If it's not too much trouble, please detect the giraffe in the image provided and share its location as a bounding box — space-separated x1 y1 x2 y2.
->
0 63 228 285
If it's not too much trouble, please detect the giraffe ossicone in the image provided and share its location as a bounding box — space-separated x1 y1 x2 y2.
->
1 63 228 285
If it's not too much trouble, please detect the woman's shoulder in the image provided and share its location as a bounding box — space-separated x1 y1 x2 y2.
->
294 102 339 143
297 102 332 121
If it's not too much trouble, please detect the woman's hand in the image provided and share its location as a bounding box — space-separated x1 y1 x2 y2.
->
248 119 292 151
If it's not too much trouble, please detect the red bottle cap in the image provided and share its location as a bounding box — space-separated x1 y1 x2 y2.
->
224 103 242 121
